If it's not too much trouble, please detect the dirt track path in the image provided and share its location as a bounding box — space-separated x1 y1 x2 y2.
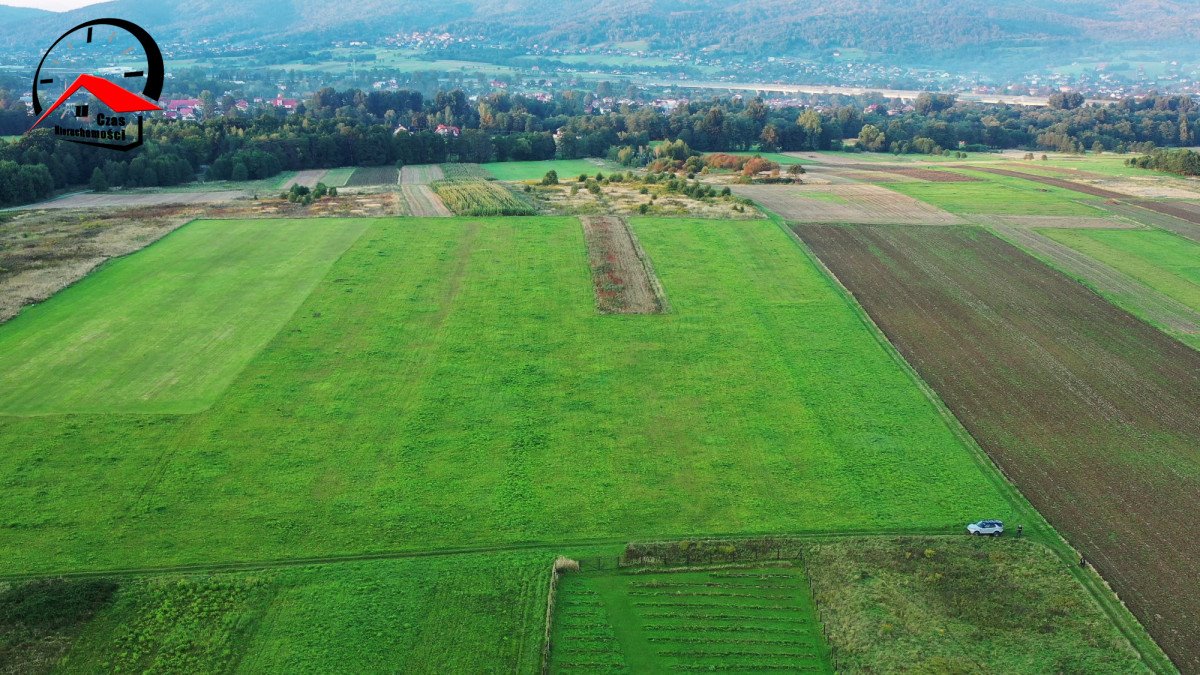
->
399 185 452 216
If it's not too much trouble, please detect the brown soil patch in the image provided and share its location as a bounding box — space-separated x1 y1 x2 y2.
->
841 164 982 182
1107 202 1200 244
798 224 1200 672
580 216 666 314
1015 164 1111 181
1131 200 1200 226
733 184 963 225
17 190 247 210
969 214 1138 229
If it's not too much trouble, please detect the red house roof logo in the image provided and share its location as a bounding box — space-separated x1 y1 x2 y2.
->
28 73 161 133
28 18 165 151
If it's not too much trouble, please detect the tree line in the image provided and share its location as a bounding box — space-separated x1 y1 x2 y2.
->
0 86 1197 208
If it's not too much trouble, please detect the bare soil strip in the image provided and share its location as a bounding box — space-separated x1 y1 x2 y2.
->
580 216 666 314
734 184 964 225
279 169 329 190
840 164 982 182
399 164 445 185
399 185 452 216
797 224 1200 672
1131 200 1200 226
1105 202 1200 244
17 190 247 210
968 214 1138 229
963 166 1131 199
993 224 1200 337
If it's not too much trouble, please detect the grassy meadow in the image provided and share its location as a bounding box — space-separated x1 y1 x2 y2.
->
1040 228 1200 313
550 565 830 672
483 159 611 181
4 550 551 674
0 219 368 415
0 216 1015 575
807 538 1150 673
884 171 1109 215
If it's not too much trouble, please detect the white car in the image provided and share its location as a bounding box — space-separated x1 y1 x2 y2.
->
967 519 1004 536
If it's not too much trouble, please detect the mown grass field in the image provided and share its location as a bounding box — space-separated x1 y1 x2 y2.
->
1040 228 1200 314
4 550 551 674
0 219 368 414
883 171 1109 215
550 565 830 673
483 159 610 181
320 167 357 188
0 216 1014 575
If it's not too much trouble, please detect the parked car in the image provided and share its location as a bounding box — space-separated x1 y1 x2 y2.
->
967 519 1004 536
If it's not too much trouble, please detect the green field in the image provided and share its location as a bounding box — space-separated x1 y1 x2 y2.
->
483 159 612 181
4 550 550 673
1040 228 1200 313
321 167 357 188
0 219 368 414
0 216 1015 575
550 565 830 672
885 172 1110 215
807 538 1150 673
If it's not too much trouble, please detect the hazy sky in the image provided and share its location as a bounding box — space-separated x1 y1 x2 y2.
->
1 0 96 10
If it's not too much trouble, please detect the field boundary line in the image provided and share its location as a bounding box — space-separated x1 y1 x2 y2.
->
770 213 1175 674
0 528 957 583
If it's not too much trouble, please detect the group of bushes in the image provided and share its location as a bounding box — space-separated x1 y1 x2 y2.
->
1126 148 1200 176
280 182 336 205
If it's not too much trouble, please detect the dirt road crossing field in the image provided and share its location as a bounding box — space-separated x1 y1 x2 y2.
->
399 185 452 216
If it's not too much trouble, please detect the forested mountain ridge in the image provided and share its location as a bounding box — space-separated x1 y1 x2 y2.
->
0 0 1196 57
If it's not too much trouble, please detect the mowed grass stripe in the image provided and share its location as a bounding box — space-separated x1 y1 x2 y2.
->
0 217 1011 576
0 219 369 415
1040 228 1200 315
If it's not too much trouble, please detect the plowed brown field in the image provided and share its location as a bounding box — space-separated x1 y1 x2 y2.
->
797 224 1200 673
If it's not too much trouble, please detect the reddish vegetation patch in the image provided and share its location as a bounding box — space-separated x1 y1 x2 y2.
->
797 224 1200 672
580 216 665 314
842 164 982 182
963 166 1130 199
